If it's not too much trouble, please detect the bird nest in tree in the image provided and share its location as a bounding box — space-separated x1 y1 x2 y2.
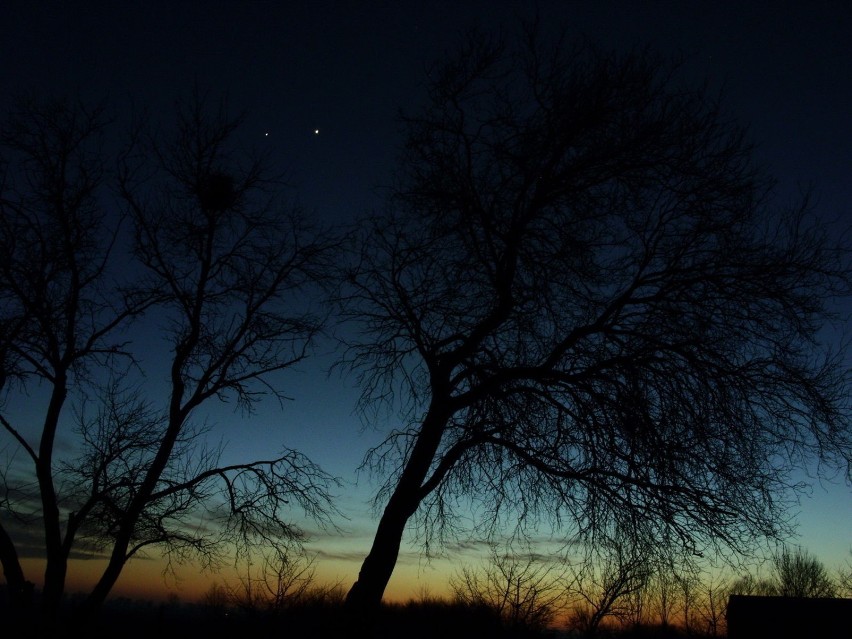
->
196 171 237 212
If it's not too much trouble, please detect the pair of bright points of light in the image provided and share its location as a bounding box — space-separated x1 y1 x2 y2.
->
263 129 320 136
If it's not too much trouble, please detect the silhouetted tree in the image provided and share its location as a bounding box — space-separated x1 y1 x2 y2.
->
838 549 852 597
649 563 678 628
339 26 852 610
202 581 231 616
566 531 653 636
673 567 702 635
226 547 320 614
0 93 339 627
0 97 152 623
694 574 730 638
727 573 776 598
770 546 837 598
727 547 838 601
450 544 563 632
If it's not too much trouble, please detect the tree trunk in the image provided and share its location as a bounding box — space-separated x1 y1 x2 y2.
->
71 538 130 627
73 386 189 627
344 491 416 608
345 402 450 610
0 523 33 615
39 379 69 620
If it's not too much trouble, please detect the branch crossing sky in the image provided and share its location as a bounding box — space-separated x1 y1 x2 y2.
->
2 1 850 602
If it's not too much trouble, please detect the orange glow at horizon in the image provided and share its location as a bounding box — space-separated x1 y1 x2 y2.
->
19 553 459 605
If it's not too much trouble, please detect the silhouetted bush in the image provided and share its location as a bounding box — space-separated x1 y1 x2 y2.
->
373 599 510 638
47 594 563 639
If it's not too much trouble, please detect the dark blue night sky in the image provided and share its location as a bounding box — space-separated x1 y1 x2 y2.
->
2 0 850 601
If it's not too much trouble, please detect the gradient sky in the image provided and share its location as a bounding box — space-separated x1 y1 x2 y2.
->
2 0 851 603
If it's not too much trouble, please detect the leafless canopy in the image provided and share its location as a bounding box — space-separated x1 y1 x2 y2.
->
450 544 564 631
341 27 851 606
0 92 340 624
770 546 837 598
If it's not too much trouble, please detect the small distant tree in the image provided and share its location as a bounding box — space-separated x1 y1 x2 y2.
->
202 581 231 616
838 549 852 597
727 572 776 597
729 547 839 600
674 569 701 635
450 544 564 632
566 533 652 636
649 562 679 628
226 548 319 614
693 574 729 638
771 546 837 598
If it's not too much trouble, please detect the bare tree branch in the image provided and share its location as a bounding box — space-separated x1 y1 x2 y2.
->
0 92 341 627
340 27 852 610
